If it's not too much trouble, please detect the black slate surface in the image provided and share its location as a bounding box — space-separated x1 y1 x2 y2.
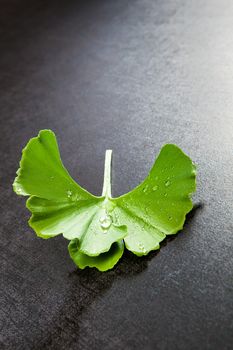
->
0 0 233 349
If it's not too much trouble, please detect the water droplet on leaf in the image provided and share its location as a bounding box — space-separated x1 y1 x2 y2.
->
99 212 112 232
114 212 119 224
152 185 158 191
143 185 149 193
165 180 171 187
138 242 146 253
67 190 72 198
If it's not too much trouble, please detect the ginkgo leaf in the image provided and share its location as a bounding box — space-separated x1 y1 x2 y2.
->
13 130 127 258
13 129 196 271
113 144 196 256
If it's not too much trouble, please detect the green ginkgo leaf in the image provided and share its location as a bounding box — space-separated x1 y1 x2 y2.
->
13 130 196 271
112 144 196 256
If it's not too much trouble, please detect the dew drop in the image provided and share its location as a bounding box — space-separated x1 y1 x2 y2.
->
152 185 158 191
99 212 112 232
165 180 171 187
50 176 54 180
114 213 119 224
164 192 168 197
143 185 149 193
168 216 172 221
138 242 146 253
67 190 72 198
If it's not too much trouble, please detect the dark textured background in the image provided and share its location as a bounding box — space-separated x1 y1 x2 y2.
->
0 0 233 349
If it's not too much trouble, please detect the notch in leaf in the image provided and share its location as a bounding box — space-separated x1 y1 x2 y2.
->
13 130 196 271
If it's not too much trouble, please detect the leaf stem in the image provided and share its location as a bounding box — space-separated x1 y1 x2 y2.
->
102 149 112 198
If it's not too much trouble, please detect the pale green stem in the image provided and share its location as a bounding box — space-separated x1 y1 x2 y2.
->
102 150 112 198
